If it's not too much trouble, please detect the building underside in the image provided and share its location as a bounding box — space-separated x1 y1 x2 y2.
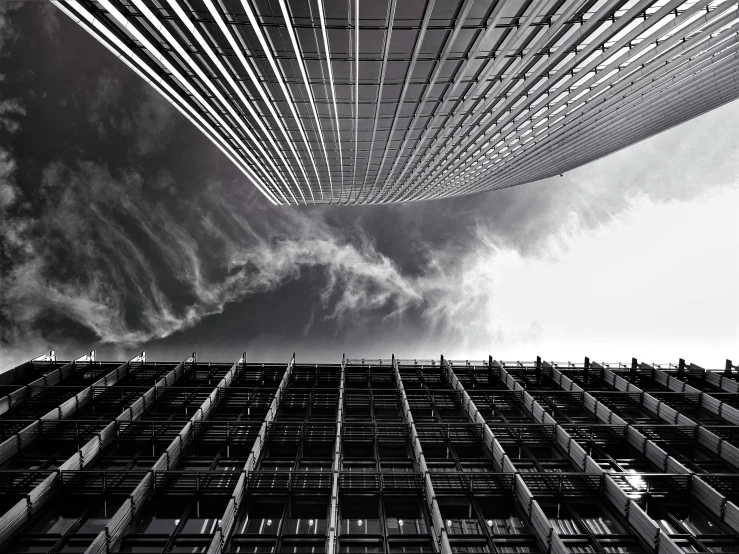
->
52 0 739 205
0 352 738 553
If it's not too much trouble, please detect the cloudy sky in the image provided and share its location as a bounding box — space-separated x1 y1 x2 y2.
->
0 2 737 369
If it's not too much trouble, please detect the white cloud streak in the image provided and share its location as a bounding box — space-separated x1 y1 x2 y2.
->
0 161 430 362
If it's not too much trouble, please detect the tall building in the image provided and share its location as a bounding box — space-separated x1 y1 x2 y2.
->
0 352 738 553
52 0 739 205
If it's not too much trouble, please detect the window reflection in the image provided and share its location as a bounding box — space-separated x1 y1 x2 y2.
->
77 498 124 534
180 517 220 534
572 504 625 535
237 500 285 535
387 516 428 535
284 501 328 535
440 498 483 536
444 517 482 535
341 495 382 535
385 497 427 536
31 516 77 535
343 518 382 535
134 515 179 535
239 516 280 535
283 518 326 535
484 516 525 535
679 508 720 536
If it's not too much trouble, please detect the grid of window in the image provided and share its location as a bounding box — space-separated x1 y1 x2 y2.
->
0 353 737 554
50 0 739 204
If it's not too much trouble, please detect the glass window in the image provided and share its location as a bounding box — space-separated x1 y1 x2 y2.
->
180 517 220 535
439 498 481 535
341 495 381 535
679 507 722 536
76 498 125 534
343 443 375 458
279 543 326 553
478 498 526 535
26 501 85 536
445 518 483 535
379 443 408 459
343 461 376 471
131 497 188 535
541 503 583 535
346 518 381 535
261 460 294 471
338 545 383 553
284 501 328 535
227 538 275 553
385 498 428 535
237 500 285 535
29 515 78 535
654 516 682 535
380 461 414 472
572 503 626 535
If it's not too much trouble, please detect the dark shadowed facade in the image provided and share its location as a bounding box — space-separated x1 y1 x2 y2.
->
0 352 738 553
50 0 739 204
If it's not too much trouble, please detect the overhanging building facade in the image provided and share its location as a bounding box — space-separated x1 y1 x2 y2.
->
52 0 739 205
0 352 738 553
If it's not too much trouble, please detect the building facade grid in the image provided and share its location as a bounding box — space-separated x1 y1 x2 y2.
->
0 352 738 553
50 0 739 205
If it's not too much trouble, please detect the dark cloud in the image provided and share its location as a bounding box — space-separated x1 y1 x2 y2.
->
0 2 737 368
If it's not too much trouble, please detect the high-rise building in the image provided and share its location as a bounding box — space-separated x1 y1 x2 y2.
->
52 0 739 205
0 351 738 553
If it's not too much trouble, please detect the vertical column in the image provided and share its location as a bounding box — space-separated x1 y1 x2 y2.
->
444 358 567 554
327 354 346 554
207 354 295 554
393 356 451 554
535 356 542 386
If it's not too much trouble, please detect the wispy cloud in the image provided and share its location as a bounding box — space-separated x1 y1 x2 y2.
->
0 160 430 359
